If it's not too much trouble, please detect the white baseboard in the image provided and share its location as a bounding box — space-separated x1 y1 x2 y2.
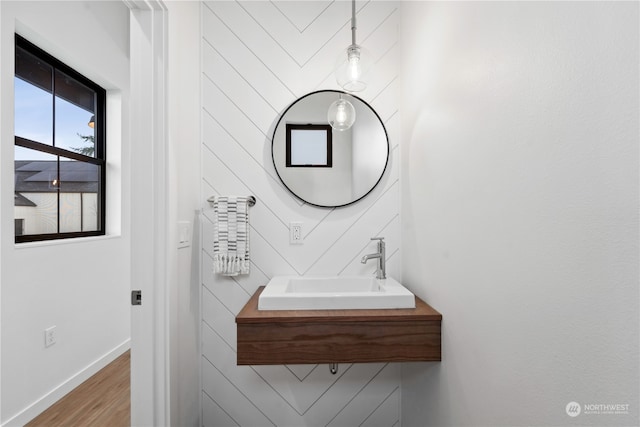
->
2 339 131 427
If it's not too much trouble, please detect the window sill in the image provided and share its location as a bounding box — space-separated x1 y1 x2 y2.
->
14 233 122 250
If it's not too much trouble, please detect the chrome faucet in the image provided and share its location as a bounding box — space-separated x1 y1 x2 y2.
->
361 237 386 279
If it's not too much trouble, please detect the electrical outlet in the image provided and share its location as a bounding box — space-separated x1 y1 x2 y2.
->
290 221 303 244
44 326 56 348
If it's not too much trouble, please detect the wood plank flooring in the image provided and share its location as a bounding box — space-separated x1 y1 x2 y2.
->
26 350 130 427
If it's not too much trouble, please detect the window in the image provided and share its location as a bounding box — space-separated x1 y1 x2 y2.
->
285 124 333 167
14 219 24 236
14 35 106 242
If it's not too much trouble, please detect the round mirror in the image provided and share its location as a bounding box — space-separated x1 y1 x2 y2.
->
272 90 389 208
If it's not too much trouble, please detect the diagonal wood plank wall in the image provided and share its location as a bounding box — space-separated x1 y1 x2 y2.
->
200 1 401 425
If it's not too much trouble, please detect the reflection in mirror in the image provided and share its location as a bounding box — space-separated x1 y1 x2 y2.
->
272 90 388 208
286 124 332 167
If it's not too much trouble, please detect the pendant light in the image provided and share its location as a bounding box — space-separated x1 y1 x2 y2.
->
334 0 373 92
327 93 356 131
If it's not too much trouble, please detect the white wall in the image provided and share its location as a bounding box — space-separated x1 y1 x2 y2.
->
199 1 402 425
399 2 639 426
0 1 131 424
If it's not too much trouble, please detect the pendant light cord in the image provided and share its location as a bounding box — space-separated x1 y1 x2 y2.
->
351 0 357 46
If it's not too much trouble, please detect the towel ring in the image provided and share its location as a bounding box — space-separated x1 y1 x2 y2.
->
207 195 256 207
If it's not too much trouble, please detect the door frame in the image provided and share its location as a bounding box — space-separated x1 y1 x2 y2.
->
125 1 170 425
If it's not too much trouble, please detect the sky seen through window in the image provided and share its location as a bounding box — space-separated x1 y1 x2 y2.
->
14 77 95 160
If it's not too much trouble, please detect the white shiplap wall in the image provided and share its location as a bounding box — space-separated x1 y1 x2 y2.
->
200 1 400 425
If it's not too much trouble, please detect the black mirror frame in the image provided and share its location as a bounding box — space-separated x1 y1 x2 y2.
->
271 90 389 208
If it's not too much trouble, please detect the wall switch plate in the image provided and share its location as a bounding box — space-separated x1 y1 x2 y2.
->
178 221 191 249
289 221 303 244
45 326 56 348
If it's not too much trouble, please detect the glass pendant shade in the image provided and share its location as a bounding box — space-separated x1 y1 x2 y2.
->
335 44 373 92
327 98 356 131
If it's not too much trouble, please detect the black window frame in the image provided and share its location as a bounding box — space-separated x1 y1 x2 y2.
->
285 123 333 168
14 34 106 243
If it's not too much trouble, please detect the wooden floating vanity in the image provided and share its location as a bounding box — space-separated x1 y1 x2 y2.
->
236 286 442 365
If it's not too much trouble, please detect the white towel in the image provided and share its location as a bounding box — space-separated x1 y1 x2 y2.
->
212 196 251 276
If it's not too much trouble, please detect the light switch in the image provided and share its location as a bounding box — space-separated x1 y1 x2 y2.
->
178 221 191 248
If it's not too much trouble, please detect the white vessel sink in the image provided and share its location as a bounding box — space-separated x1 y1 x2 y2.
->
258 276 416 310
